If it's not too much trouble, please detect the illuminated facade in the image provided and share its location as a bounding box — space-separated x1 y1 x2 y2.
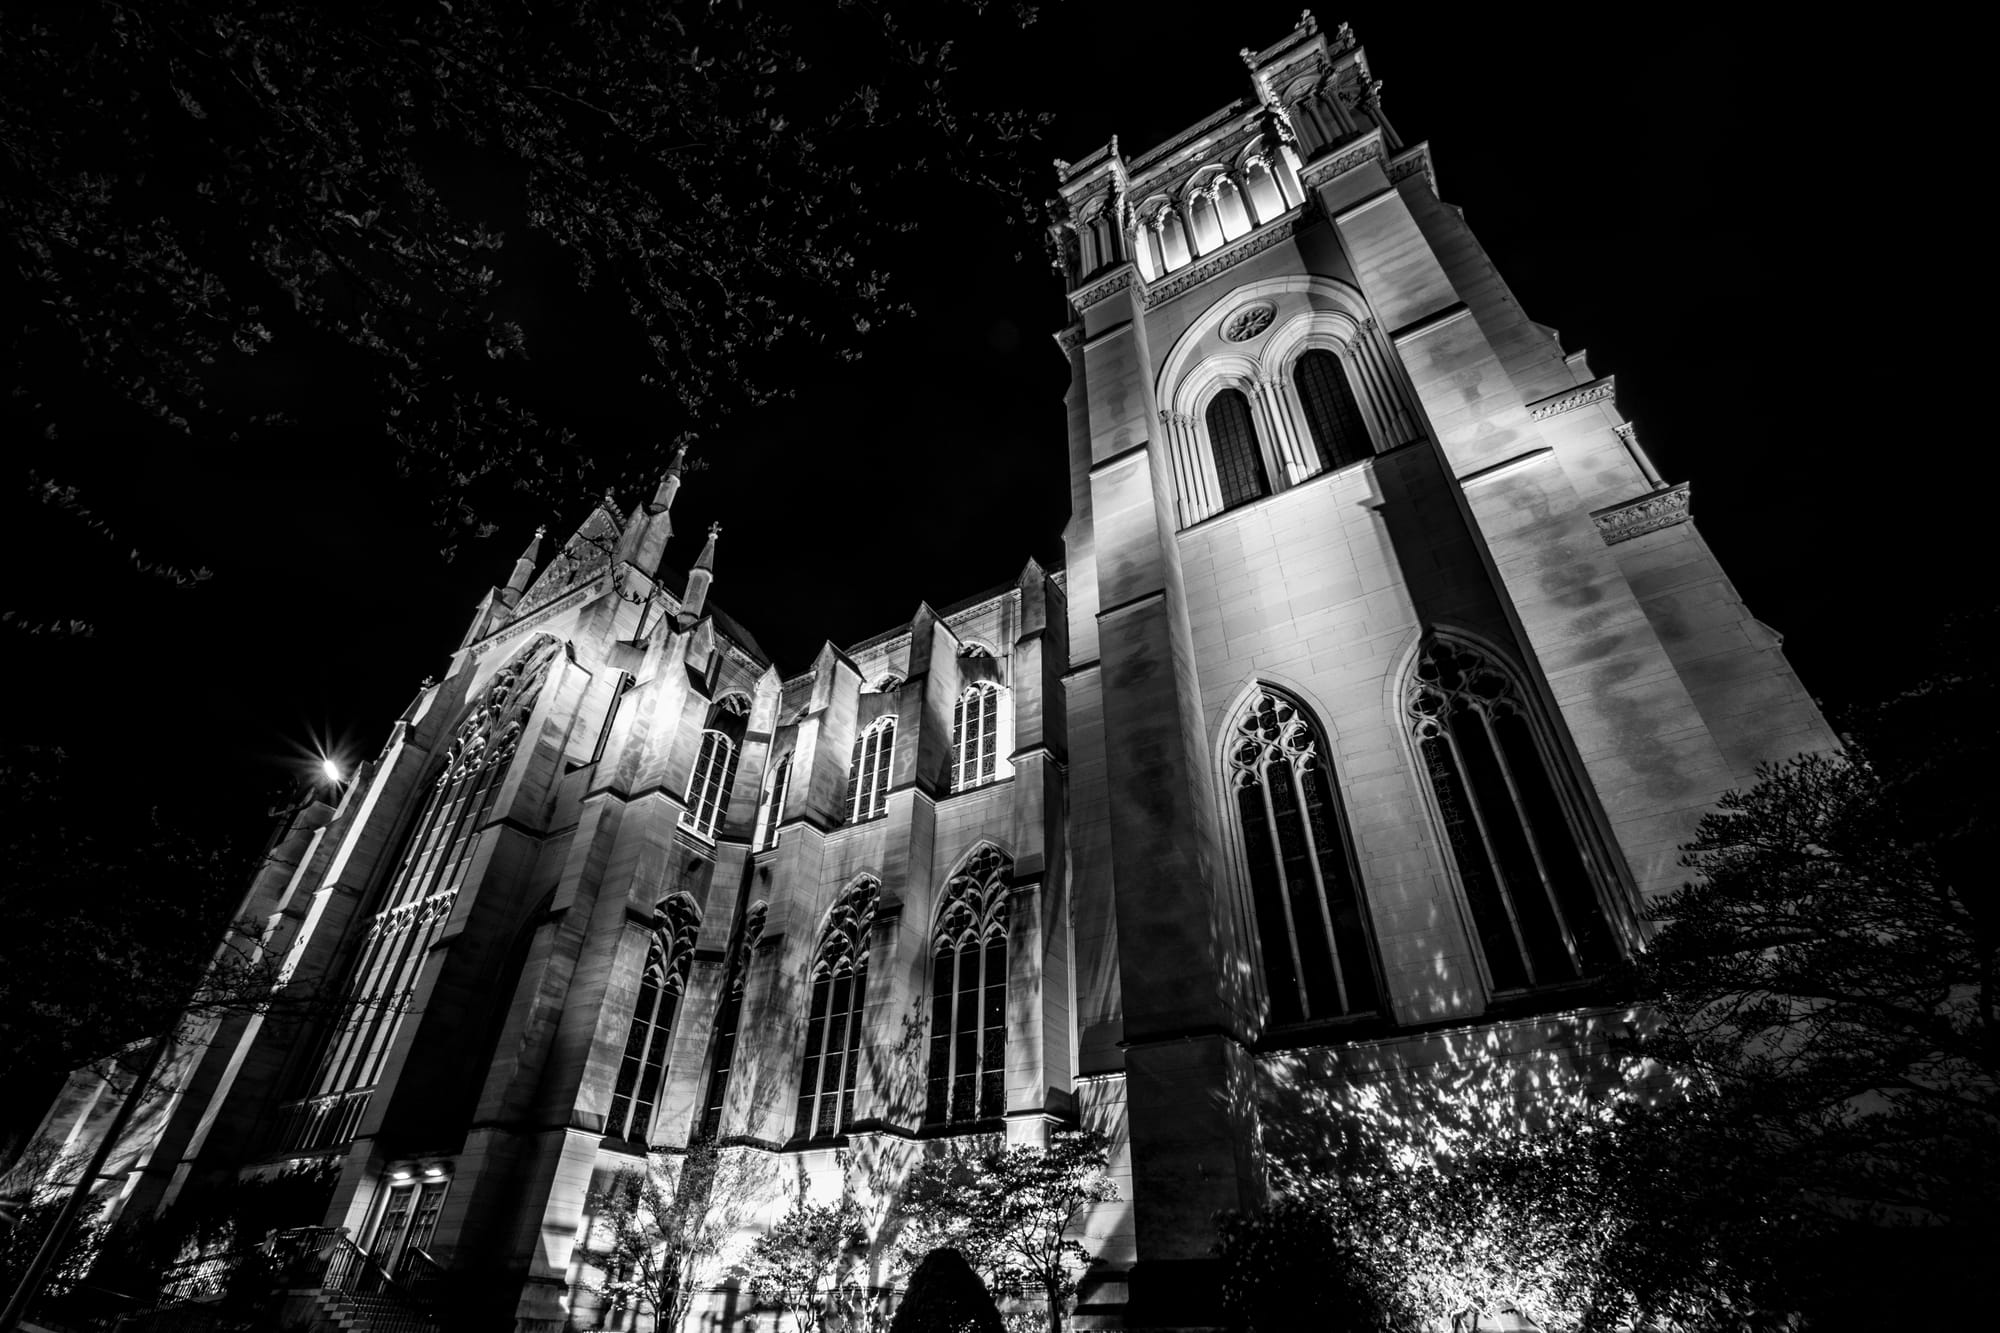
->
28 12 1834 1331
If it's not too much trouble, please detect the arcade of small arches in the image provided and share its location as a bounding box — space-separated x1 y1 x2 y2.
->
1069 134 1309 287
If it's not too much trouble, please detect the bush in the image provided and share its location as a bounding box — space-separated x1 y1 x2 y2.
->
890 1247 1005 1333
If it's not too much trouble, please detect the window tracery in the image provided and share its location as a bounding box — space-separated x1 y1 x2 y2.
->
951 684 1001 791
1294 347 1371 471
681 729 738 841
755 751 791 850
698 901 765 1140
1227 688 1381 1025
924 847 1011 1126
795 880 878 1140
848 717 895 821
279 637 560 1153
1406 639 1619 990
606 894 701 1143
1205 387 1269 509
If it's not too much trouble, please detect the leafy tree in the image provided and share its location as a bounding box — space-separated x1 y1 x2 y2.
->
1 0 1048 633
0 746 265 1170
586 1139 770 1333
898 1129 1115 1333
887 1247 1004 1333
1638 715 1998 1323
742 1196 868 1333
1233 1056 1793 1333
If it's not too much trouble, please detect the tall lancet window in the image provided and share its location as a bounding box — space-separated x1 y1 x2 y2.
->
848 717 895 821
1294 348 1371 471
1228 689 1382 1026
1206 388 1269 509
795 880 878 1140
951 684 1001 791
698 901 765 1141
278 637 560 1154
924 847 1011 1127
755 752 792 850
606 894 701 1143
682 731 738 840
1406 639 1620 991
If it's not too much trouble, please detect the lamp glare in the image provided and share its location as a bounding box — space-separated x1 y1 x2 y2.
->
322 759 344 784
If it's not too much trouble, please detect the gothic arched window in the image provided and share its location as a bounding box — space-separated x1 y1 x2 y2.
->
952 685 1001 791
925 847 1010 1127
1294 348 1371 471
681 730 739 841
796 880 878 1140
1228 689 1382 1025
848 718 895 822
755 752 792 850
279 637 559 1154
607 895 701 1143
1206 388 1269 509
1407 639 1620 991
698 902 765 1141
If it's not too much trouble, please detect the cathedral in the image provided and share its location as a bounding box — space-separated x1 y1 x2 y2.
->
24 12 1834 1332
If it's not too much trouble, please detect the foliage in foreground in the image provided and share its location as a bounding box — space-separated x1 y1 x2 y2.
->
742 1196 868 1333
899 1129 1115 1333
585 1141 771 1333
2 0 1050 634
1229 1056 1796 1333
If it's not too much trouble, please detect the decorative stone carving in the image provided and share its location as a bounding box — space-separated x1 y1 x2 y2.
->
1592 483 1692 544
1071 267 1133 311
1298 135 1384 187
1527 376 1617 420
1143 217 1299 309
1387 144 1435 193
1222 301 1278 342
1053 324 1085 355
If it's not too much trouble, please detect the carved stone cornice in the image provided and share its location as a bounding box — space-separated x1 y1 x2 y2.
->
1592 483 1692 545
1298 132 1385 187
1387 142 1435 193
1053 324 1085 355
1070 266 1134 312
1528 376 1617 421
1142 216 1301 310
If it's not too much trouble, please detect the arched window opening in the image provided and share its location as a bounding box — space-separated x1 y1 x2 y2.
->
848 717 895 821
1157 210 1192 272
952 685 1001 792
698 902 765 1141
796 881 878 1140
1228 690 1381 1025
278 638 559 1154
1407 640 1619 991
925 847 1011 1127
1215 177 1253 242
607 895 700 1142
681 729 739 841
1242 157 1286 224
1206 388 1269 509
1294 348 1372 472
1188 190 1224 255
755 751 792 850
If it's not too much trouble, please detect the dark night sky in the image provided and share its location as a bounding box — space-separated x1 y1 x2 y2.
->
10 5 1961 853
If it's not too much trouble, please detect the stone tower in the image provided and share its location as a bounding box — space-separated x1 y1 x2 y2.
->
19 13 1833 1333
1046 10 1831 1324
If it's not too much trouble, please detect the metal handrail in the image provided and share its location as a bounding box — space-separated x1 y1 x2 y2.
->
265 1226 443 1332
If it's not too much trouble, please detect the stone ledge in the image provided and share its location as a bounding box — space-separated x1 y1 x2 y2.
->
1527 374 1617 420
1593 482 1693 545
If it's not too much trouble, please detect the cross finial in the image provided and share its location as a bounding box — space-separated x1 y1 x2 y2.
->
707 522 722 537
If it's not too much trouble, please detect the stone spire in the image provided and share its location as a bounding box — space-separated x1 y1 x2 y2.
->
631 444 689 577
677 522 719 629
498 525 546 609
